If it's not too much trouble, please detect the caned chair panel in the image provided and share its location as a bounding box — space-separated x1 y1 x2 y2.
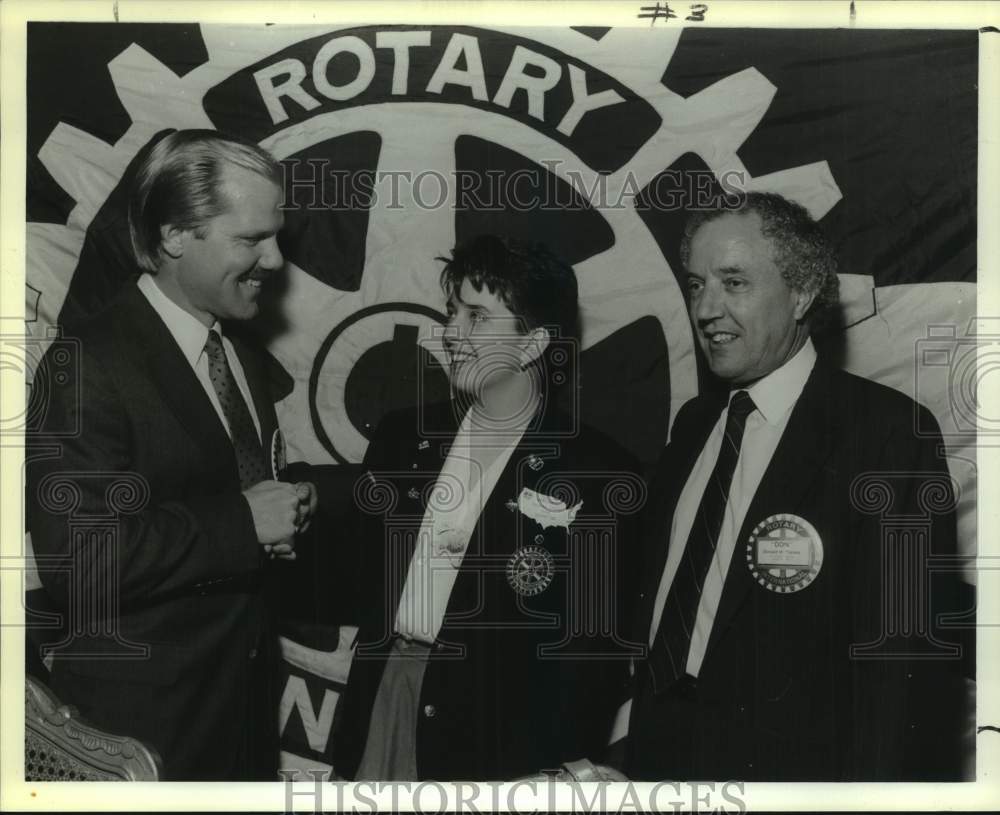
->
24 675 161 781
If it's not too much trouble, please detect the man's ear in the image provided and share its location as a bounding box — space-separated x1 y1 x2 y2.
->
520 327 551 367
792 286 817 322
159 225 187 260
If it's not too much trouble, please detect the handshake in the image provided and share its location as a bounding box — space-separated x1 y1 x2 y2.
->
242 480 319 561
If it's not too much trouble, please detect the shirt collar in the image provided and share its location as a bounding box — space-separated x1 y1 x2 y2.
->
138 273 223 367
740 338 817 425
453 401 537 449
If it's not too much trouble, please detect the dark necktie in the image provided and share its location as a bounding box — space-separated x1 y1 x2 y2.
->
204 329 266 489
648 389 756 692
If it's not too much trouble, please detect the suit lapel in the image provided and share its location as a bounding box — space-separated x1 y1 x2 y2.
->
119 284 236 471
382 404 457 620
437 407 559 625
467 407 569 557
637 395 727 636
704 363 838 660
228 331 278 467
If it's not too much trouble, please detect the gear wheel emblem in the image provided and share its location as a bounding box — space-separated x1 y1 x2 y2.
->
30 24 843 465
506 544 555 597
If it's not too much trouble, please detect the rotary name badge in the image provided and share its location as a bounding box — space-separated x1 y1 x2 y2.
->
506 545 554 597
746 513 823 594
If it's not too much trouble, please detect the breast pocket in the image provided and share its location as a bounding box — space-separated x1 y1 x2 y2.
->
134 414 231 491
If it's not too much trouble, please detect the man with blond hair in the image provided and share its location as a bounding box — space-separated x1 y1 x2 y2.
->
28 130 316 780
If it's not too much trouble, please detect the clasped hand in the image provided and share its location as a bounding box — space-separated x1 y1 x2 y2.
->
243 480 318 560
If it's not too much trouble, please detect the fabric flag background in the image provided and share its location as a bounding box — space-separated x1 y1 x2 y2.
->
23 23 978 774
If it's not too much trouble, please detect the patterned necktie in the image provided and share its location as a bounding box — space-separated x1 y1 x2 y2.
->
204 329 266 489
648 389 756 692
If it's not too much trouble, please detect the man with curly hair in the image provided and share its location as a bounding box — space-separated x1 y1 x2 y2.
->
626 192 967 780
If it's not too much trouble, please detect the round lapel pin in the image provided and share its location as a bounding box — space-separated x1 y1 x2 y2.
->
506 545 554 597
746 513 824 594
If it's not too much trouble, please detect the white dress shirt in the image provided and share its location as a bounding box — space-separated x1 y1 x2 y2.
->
137 273 261 441
394 405 532 644
648 339 817 676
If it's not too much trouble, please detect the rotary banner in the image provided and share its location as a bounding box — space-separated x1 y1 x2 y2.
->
25 23 978 774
